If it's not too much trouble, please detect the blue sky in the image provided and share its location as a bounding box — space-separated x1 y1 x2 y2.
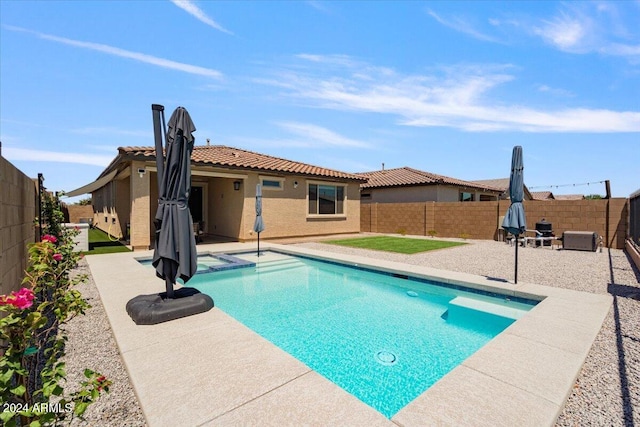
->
1 1 639 201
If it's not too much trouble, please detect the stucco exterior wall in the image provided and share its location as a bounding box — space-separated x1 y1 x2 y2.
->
92 161 362 249
363 185 498 203
238 173 361 241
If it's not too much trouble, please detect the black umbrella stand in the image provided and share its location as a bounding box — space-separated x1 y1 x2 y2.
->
126 104 213 325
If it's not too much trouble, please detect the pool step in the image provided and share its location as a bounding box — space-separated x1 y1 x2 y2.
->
447 296 529 321
255 258 306 274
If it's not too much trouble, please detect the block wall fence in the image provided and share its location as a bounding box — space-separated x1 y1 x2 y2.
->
361 198 629 249
1 156 38 296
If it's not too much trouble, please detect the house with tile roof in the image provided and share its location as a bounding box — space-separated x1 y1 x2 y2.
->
554 194 585 200
530 191 555 200
67 145 367 250
471 178 534 201
356 167 504 203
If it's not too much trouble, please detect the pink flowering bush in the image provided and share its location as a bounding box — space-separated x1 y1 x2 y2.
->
0 288 35 309
41 234 58 244
1 192 110 426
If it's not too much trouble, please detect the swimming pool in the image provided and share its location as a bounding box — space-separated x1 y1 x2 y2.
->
187 251 536 418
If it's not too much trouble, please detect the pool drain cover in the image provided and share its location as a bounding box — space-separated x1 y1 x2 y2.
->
375 350 397 366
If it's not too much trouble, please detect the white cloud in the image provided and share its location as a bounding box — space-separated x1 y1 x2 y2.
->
3 147 113 167
260 56 640 133
5 25 223 79
275 121 370 148
537 85 574 98
529 3 640 60
427 9 499 43
306 1 331 14
533 12 589 51
170 0 233 35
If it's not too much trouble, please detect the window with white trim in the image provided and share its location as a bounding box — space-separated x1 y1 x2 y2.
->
308 183 345 215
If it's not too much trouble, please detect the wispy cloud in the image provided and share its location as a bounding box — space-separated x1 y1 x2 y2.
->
170 0 233 35
306 1 331 14
533 11 590 52
3 147 113 167
259 55 640 133
275 121 370 148
537 84 574 98
427 9 499 43
529 3 640 60
5 25 223 79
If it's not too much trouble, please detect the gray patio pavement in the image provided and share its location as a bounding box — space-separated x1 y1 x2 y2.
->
76 238 619 426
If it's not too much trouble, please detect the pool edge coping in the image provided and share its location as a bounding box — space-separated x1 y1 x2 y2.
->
86 241 612 427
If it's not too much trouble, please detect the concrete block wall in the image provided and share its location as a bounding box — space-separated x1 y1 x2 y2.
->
67 205 94 224
1 156 37 296
362 198 629 249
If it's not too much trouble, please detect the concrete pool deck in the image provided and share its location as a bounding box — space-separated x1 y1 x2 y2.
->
86 242 612 426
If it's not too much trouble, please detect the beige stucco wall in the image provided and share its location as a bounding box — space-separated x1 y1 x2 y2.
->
238 173 361 241
208 177 244 239
91 161 362 249
1 156 37 296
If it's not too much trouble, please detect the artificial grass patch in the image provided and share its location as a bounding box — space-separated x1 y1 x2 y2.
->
326 236 466 254
84 228 131 255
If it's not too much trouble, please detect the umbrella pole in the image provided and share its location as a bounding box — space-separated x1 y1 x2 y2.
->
514 236 519 284
257 232 260 257
165 276 174 299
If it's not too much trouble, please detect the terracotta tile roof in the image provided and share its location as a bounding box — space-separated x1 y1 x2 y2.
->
531 191 555 200
554 194 585 200
472 177 534 200
472 178 511 191
356 167 503 192
118 145 366 182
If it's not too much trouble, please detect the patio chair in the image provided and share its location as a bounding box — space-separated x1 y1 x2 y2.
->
193 221 204 243
505 232 526 247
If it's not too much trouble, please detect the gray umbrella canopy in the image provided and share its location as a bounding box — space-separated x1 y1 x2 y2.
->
253 184 265 255
502 146 526 235
152 106 197 298
502 145 526 283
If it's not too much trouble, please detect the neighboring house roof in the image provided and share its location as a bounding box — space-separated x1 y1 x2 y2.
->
531 191 555 200
554 194 585 200
115 145 367 182
356 167 503 192
472 177 534 200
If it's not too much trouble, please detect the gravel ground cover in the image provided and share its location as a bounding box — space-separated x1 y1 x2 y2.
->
61 237 639 426
59 260 145 426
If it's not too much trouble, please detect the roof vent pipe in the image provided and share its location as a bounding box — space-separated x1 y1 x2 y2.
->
382 162 385 172
206 138 210 146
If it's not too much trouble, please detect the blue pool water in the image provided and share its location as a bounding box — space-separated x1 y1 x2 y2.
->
187 252 535 418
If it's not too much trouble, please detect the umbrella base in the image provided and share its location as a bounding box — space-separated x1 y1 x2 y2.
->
126 287 214 325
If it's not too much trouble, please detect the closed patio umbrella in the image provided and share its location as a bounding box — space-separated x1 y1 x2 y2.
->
152 105 198 298
126 104 213 325
502 145 527 284
253 183 265 256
